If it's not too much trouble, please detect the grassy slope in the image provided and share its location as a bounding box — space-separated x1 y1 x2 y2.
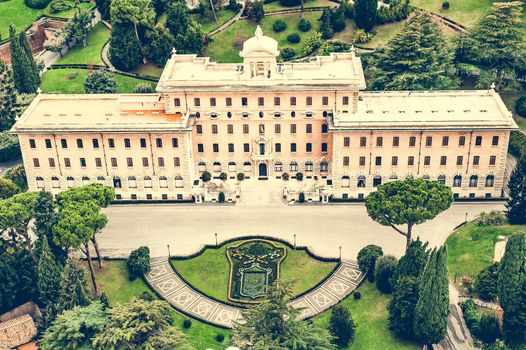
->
0 0 93 39
446 222 526 293
313 281 420 350
190 9 238 33
40 68 155 93
171 241 336 304
57 22 110 65
94 260 230 349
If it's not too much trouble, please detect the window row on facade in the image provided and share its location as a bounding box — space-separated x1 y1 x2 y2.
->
196 142 329 153
197 160 329 173
342 135 500 148
341 155 498 167
35 175 185 190
32 156 182 169
177 95 352 108
339 174 495 189
195 123 329 135
29 137 180 150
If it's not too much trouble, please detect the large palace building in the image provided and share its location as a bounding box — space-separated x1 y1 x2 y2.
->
12 27 518 201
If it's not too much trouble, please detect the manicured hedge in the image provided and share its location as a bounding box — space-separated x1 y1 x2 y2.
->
0 132 21 163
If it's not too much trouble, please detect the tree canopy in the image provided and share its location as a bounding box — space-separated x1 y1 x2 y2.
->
506 155 526 224
84 71 117 94
365 178 452 249
57 258 91 313
354 0 376 32
9 25 40 93
0 60 17 131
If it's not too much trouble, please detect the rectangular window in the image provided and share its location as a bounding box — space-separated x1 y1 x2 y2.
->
322 143 328 152
95 158 102 167
408 156 414 166
172 138 178 148
376 137 383 147
244 143 249 152
212 125 218 134
489 156 496 165
290 143 297 152
344 137 350 147
127 158 133 167
45 139 52 148
274 97 280 106
459 136 466 146
275 124 281 134
61 139 68 148
473 156 480 166
111 158 117 167
198 144 204 152
258 97 264 106
475 136 482 146
442 136 449 146
290 96 296 106
156 138 162 148
77 139 85 149
375 156 382 166
457 156 463 166
360 137 366 147
424 156 431 166
213 144 219 152
242 97 248 106
158 157 165 167
228 143 234 152
306 96 312 106
33 158 40 167
64 158 71 167
343 96 349 105
492 136 499 146
140 138 147 148
392 137 399 147
306 143 312 152
174 98 181 107
196 125 203 134
243 124 249 134
194 98 200 107
259 124 265 134
80 158 86 167
124 138 131 148
359 156 366 166
226 97 232 106
142 157 149 166
108 138 115 148
227 124 234 134
322 96 329 106
29 139 36 148
290 124 296 134
322 124 328 134
92 139 99 148
174 157 180 166
210 97 216 107
392 156 398 166
306 124 312 134
425 136 432 147
409 136 416 147
440 156 447 165
343 156 350 166
48 158 55 167
275 143 281 152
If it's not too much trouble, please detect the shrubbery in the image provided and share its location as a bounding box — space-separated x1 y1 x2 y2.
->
298 18 312 32
219 172 228 181
282 172 290 180
375 255 398 293
50 0 76 13
216 333 225 342
279 0 300 6
287 32 300 43
84 71 117 94
237 172 245 181
218 192 225 203
353 28 374 44
357 245 383 282
201 171 212 182
244 0 265 22
376 2 409 24
295 172 303 181
133 83 155 93
302 32 322 55
475 211 507 226
127 246 151 280
183 319 192 328
0 132 21 163
509 130 526 158
272 19 287 32
329 305 356 347
461 300 501 344
475 263 499 301
298 192 305 203
442 1 449 9
516 96 526 117
281 47 295 60
25 0 51 9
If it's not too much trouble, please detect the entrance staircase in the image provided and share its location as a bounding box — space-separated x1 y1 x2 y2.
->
237 178 285 206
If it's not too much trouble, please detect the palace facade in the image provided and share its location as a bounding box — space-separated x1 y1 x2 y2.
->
12 27 518 201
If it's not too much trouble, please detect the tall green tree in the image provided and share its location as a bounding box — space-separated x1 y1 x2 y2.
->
392 238 429 284
57 258 91 313
329 305 356 347
497 232 526 346
506 155 526 224
0 60 17 131
9 25 39 93
108 22 143 71
232 282 335 349
365 178 452 249
0 178 20 199
84 70 117 94
18 29 40 86
320 8 334 39
34 190 67 264
166 2 205 54
366 12 458 91
388 276 420 339
95 0 111 20
37 238 62 308
413 246 449 345
354 0 376 32
0 247 38 314
458 2 526 92
143 26 175 67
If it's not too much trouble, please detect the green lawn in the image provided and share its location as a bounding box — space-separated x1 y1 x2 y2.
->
263 0 338 13
94 260 230 349
57 23 109 65
40 68 156 93
0 0 93 40
190 9 238 33
171 240 337 304
446 222 526 294
313 281 420 350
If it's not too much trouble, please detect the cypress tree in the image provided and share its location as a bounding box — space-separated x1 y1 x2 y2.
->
57 258 92 313
354 0 376 32
413 246 449 345
18 30 40 87
9 25 39 93
96 0 111 20
320 8 334 39
497 232 526 346
329 305 356 346
34 191 67 265
366 12 458 91
393 238 429 284
388 276 420 339
0 59 17 131
506 155 526 224
109 22 143 71
37 238 62 319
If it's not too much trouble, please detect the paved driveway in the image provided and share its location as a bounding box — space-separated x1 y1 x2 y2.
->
99 202 505 259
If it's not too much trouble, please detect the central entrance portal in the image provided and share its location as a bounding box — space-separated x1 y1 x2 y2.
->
258 163 268 178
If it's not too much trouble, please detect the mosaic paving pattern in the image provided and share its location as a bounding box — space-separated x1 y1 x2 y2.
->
144 258 364 328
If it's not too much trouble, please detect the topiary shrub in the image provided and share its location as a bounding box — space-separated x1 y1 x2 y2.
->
358 245 383 282
281 47 295 60
219 172 228 181
201 171 211 182
298 192 305 203
25 0 51 9
84 70 117 94
282 172 290 181
133 82 155 93
218 192 225 203
216 333 225 342
442 1 449 9
353 291 361 299
237 172 245 181
477 312 501 343
516 96 526 117
475 262 499 301
127 246 151 280
374 255 398 293
183 319 192 328
329 305 356 347
298 18 312 32
139 290 154 301
287 32 300 43
475 211 507 226
272 19 287 32
295 172 303 181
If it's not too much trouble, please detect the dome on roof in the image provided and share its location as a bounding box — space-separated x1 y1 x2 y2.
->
240 26 279 57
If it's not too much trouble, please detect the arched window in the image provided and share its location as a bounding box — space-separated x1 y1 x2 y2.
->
453 175 462 187
228 161 236 173
51 176 60 188
175 175 183 188
159 176 168 188
438 175 446 184
36 176 44 189
357 176 366 188
213 162 221 172
422 175 430 180
373 176 382 187
320 161 328 172
243 162 252 173
82 176 90 186
485 175 494 187
469 175 478 187
305 161 313 172
66 176 75 188
289 161 298 172
274 162 283 172
341 176 350 188
97 176 105 183
198 161 206 173
128 176 137 188
144 176 152 188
